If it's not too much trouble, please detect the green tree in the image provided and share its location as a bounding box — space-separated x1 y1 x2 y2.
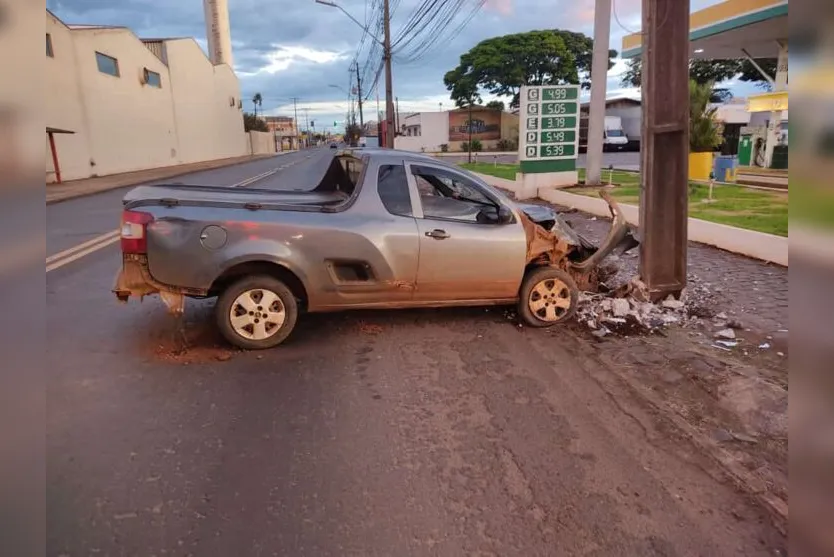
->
689 80 723 153
243 112 267 132
444 30 616 108
622 57 778 101
485 100 505 111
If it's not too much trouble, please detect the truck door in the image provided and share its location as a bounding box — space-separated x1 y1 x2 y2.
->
405 163 527 302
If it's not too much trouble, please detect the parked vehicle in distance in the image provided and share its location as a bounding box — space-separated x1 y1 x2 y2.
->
603 116 628 151
579 115 629 152
330 142 338 149
114 149 636 350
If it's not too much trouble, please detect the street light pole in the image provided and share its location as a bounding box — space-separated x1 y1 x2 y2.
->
316 0 394 148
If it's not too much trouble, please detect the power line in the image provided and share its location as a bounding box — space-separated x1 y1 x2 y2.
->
612 0 639 34
397 0 481 63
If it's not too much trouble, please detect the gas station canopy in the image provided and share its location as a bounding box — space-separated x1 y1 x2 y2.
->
621 0 788 61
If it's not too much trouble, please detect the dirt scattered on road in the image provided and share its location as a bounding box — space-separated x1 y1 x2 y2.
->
138 315 237 365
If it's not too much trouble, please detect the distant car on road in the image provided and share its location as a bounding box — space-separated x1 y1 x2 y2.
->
330 142 338 149
113 149 636 350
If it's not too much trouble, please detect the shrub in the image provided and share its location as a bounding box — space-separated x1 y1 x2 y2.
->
440 143 449 152
470 139 483 152
496 138 517 151
460 142 470 152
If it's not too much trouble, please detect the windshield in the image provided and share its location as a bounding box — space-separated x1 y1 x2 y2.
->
606 129 625 137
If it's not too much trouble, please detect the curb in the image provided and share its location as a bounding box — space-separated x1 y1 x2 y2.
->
470 171 789 267
45 153 291 205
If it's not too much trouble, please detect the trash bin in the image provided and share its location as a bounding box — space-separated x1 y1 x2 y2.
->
713 155 738 182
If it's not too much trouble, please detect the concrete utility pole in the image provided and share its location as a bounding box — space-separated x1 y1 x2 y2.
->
382 0 395 148
585 0 612 185
354 61 365 128
639 0 691 301
315 0 394 147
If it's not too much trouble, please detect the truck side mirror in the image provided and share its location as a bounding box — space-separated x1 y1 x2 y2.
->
498 205 513 224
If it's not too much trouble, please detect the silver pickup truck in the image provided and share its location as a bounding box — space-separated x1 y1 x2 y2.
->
114 149 635 349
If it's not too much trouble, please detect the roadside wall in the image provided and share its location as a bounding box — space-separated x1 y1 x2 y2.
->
247 131 276 155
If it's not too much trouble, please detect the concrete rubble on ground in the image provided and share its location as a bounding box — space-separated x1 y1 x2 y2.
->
574 270 758 348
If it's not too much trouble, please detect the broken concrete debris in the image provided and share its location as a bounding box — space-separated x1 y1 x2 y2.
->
714 328 737 340
611 298 630 317
576 276 701 337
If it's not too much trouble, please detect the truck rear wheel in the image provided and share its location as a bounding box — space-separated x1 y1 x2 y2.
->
216 275 298 350
518 267 579 328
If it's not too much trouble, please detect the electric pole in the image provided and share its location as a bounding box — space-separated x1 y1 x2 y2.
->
382 0 395 148
639 0 690 300
302 107 310 148
354 61 364 129
586 0 612 185
291 97 300 150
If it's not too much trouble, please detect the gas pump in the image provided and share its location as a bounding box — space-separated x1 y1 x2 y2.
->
737 125 767 167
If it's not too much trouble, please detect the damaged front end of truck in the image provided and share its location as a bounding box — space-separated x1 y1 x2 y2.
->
519 191 639 291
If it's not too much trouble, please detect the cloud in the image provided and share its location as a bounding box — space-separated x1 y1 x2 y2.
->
46 0 741 126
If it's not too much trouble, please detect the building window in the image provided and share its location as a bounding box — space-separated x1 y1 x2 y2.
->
143 68 162 88
95 52 120 77
46 34 54 57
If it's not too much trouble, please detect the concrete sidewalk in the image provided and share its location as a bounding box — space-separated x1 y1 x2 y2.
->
45 152 296 205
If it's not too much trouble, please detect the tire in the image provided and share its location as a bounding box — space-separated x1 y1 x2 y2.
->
215 275 298 350
518 267 579 328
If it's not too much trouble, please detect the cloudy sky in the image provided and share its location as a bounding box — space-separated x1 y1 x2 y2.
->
47 0 762 130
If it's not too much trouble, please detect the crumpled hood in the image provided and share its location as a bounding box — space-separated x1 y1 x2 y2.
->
516 202 587 249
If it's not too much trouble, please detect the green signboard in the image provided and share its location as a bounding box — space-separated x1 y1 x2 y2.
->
518 85 580 172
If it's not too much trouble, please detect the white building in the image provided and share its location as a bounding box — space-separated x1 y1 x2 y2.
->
396 112 450 152
46 9 247 183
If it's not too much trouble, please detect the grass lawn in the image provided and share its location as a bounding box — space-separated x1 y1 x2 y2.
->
459 162 519 181
460 162 788 237
788 180 834 230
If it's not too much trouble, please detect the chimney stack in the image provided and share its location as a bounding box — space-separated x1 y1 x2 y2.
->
203 0 233 67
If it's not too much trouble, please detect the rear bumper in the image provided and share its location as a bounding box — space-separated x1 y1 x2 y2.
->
113 255 206 303
113 255 160 302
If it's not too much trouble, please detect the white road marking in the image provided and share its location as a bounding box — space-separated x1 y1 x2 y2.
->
230 169 278 188
46 232 121 273
45 229 120 265
46 164 291 272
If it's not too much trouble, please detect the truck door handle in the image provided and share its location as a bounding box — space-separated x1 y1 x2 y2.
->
425 229 450 240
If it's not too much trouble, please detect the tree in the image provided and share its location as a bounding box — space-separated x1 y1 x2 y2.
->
485 100 505 111
252 92 263 117
443 73 481 163
243 112 267 132
689 80 723 153
622 57 778 101
444 30 616 108
345 122 362 146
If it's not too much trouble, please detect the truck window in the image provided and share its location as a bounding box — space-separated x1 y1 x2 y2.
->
377 164 413 217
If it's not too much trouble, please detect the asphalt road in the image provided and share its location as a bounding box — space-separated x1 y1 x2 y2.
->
47 147 784 556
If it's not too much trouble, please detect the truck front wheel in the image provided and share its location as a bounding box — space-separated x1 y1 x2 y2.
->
216 275 298 350
518 267 579 328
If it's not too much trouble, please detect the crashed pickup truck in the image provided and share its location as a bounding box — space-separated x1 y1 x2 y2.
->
114 149 637 349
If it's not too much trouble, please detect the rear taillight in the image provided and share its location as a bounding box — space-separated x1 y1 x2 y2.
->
120 210 154 254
